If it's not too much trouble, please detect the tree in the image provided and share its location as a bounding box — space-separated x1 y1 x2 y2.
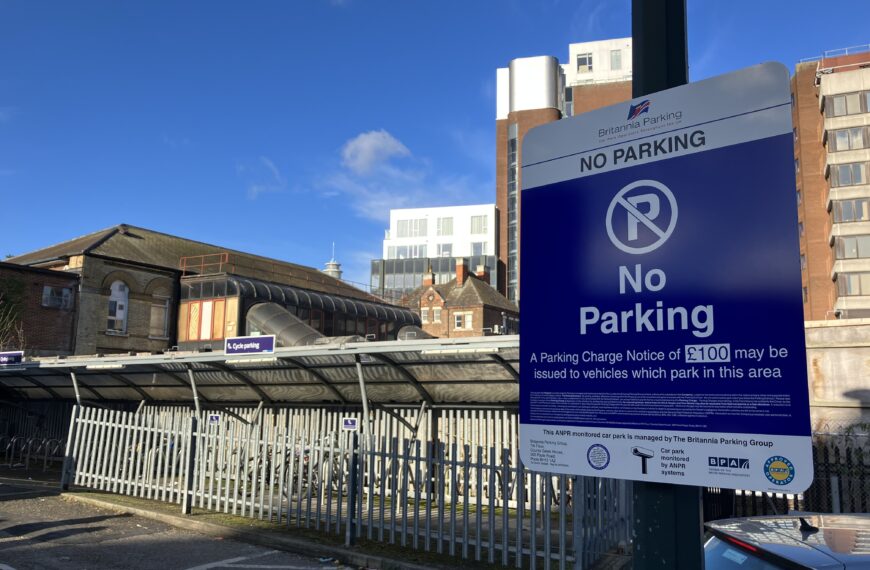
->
0 278 26 351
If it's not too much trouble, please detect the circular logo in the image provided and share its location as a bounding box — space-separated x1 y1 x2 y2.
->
606 179 678 254
764 456 795 486
587 444 611 470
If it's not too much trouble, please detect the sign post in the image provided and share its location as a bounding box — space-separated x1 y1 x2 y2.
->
629 2 704 566
519 60 813 567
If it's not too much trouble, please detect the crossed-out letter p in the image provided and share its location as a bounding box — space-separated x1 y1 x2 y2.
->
626 193 660 241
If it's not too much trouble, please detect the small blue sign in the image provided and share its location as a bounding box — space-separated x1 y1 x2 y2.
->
0 351 23 366
224 335 276 355
342 417 358 431
208 414 220 425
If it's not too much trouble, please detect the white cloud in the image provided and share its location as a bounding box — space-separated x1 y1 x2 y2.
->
236 155 287 200
341 129 410 175
321 129 492 223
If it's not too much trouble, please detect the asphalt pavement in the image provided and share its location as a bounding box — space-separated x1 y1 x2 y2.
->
0 482 353 570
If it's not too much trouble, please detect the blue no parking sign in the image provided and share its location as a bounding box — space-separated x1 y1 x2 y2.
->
519 63 813 493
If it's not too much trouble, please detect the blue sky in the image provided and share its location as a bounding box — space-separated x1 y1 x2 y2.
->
1 0 868 287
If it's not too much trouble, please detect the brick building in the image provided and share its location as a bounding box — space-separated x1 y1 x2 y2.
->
0 262 78 356
794 46 870 319
496 39 632 303
7 224 418 355
402 260 518 338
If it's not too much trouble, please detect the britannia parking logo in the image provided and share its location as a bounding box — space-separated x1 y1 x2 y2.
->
606 180 678 254
764 456 795 486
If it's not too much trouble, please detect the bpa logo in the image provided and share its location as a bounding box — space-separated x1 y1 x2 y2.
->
708 457 749 469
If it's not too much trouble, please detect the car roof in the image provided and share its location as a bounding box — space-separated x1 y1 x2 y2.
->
707 514 870 569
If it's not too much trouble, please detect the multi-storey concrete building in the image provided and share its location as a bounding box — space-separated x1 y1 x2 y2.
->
371 204 499 301
795 45 870 320
496 39 633 303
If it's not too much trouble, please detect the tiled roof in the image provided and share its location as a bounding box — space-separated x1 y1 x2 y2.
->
404 274 518 312
9 224 380 303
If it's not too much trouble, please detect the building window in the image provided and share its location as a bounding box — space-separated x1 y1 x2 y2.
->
471 215 488 235
798 222 804 237
577 53 593 73
800 254 807 270
838 272 870 296
42 286 73 310
471 242 486 256
833 198 870 223
391 244 427 259
107 280 128 333
396 218 427 238
833 163 867 187
828 92 864 117
564 86 573 117
832 127 866 152
420 307 429 323
794 159 799 174
433 307 441 323
437 243 453 257
802 287 808 303
150 298 169 338
793 128 798 143
507 123 519 303
797 190 802 206
610 49 622 71
436 217 453 236
835 235 870 259
454 312 472 330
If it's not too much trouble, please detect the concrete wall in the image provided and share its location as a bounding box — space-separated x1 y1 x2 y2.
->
805 319 870 429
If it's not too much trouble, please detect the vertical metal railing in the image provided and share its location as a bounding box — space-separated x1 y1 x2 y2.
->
61 404 634 567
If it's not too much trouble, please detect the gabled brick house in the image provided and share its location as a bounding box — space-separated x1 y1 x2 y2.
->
403 260 519 338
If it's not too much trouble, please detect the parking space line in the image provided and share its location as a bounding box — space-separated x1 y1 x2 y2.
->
183 550 279 570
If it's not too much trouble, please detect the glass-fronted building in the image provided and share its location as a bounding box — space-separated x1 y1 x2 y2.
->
370 255 498 302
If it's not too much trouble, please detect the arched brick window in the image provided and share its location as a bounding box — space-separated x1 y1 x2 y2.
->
107 281 129 333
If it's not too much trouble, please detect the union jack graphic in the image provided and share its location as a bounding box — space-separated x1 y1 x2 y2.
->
627 100 651 120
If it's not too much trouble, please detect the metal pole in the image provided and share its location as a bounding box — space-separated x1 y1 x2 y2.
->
70 371 82 406
186 367 202 416
354 355 372 449
630 1 705 568
60 405 80 490
631 0 688 99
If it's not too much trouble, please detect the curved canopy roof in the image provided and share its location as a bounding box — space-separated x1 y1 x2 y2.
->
0 336 519 407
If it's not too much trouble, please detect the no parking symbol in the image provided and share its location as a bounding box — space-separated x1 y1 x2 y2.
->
605 179 678 255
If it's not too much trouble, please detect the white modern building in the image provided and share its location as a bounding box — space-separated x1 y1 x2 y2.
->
564 37 633 88
371 204 499 301
382 204 496 260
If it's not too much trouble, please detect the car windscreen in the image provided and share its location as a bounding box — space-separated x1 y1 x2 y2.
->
705 536 790 569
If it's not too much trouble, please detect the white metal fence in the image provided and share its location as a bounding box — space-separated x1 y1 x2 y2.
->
62 405 632 568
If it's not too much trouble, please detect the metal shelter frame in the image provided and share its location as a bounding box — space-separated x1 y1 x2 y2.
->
0 338 520 429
